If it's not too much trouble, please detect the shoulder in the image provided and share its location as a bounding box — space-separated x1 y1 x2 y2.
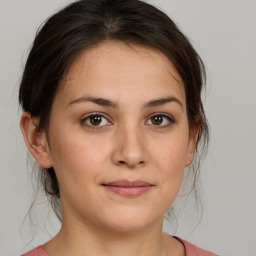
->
174 237 219 256
21 245 48 256
21 239 218 256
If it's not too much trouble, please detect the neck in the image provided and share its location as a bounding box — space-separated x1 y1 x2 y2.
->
44 217 170 256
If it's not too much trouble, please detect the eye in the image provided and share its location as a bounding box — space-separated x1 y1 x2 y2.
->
81 113 111 129
146 113 174 127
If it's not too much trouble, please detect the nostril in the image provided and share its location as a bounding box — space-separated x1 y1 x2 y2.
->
118 160 145 168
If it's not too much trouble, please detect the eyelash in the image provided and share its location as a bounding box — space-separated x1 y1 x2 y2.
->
81 112 111 129
81 112 175 130
148 113 175 127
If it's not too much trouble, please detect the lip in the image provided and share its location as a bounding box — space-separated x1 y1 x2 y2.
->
102 179 154 197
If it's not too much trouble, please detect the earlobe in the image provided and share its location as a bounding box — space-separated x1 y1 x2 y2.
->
186 122 200 166
186 152 194 166
20 112 53 169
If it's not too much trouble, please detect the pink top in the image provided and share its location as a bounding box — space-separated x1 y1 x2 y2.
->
22 237 218 256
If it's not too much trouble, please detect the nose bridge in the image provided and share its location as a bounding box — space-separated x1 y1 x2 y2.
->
112 121 148 168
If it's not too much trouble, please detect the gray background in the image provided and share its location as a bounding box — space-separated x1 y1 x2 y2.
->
0 0 255 255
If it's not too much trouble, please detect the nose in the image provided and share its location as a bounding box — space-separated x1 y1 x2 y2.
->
111 125 148 169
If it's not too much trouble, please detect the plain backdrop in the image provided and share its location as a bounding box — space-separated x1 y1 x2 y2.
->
0 0 255 255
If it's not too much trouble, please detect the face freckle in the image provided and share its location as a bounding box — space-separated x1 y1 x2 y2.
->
46 41 196 232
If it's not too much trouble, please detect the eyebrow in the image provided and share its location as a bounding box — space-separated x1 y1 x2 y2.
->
68 96 183 109
69 96 118 108
143 97 183 109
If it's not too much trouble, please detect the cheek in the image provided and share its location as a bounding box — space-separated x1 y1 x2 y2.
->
152 131 189 173
48 129 109 189
48 134 107 214
150 131 189 202
51 119 110 162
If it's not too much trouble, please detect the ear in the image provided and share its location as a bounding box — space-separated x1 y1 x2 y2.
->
185 121 200 166
20 112 53 169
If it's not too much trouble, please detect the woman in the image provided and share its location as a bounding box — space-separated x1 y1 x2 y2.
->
19 0 216 255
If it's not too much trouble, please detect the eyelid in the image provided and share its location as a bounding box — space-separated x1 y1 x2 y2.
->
80 112 175 130
81 112 112 129
145 112 175 127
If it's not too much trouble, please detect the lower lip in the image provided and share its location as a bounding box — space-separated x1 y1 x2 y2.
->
103 185 152 197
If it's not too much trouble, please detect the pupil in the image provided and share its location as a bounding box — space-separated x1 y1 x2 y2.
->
90 116 101 125
152 116 163 125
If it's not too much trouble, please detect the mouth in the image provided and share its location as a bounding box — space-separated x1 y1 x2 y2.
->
102 179 154 197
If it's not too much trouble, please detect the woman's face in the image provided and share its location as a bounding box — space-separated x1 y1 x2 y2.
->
45 41 196 232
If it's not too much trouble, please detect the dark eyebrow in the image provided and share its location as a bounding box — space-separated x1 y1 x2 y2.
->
143 96 183 109
69 96 119 108
68 96 183 109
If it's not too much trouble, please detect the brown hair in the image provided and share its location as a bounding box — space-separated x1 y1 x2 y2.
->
19 0 209 222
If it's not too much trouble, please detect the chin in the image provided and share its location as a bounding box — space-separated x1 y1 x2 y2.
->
96 207 162 233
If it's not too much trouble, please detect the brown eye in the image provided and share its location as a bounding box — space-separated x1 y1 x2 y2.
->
151 116 164 125
81 113 110 128
90 115 102 126
146 114 174 127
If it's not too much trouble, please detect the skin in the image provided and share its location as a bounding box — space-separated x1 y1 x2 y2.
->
21 41 199 256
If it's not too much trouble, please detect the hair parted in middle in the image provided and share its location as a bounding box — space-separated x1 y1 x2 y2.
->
19 0 209 222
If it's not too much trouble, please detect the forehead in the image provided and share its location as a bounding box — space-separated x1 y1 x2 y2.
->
68 41 183 82
59 41 185 104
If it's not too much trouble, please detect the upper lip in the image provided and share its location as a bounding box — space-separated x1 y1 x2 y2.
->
103 179 153 187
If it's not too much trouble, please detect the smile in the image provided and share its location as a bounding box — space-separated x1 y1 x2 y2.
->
102 179 154 197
